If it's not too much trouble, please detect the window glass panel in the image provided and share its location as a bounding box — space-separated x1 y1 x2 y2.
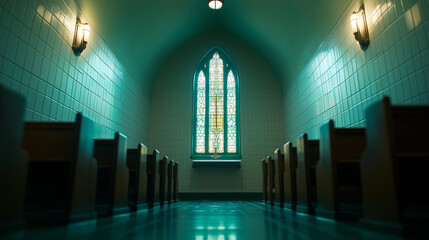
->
208 52 224 153
227 71 236 153
196 71 206 153
193 47 240 159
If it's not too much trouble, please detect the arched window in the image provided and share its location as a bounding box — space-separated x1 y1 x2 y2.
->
191 46 241 160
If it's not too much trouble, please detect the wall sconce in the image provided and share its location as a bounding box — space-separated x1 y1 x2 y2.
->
72 18 90 56
350 7 370 50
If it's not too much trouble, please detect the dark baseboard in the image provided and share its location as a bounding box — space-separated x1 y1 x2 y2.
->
192 160 241 168
179 192 261 201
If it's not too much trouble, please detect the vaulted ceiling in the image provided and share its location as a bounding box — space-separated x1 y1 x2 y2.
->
75 0 352 93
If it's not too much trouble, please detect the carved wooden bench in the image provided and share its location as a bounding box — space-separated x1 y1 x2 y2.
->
22 113 96 223
296 133 319 213
274 148 285 207
283 142 297 210
94 132 129 216
159 156 168 206
173 161 179 202
167 159 173 204
147 150 160 207
126 143 148 211
261 158 268 203
267 155 275 205
316 120 366 220
361 96 429 237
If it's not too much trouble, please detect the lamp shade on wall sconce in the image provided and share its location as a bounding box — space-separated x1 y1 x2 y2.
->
208 0 223 9
350 7 370 50
72 18 90 56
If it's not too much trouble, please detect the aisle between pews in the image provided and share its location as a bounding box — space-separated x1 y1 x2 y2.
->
0 201 405 240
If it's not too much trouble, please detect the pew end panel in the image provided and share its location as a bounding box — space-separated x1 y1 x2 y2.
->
94 132 129 216
67 114 97 221
146 149 160 207
316 120 366 220
136 144 148 208
361 97 399 224
283 142 297 209
261 158 268 203
167 160 173 204
267 155 275 205
159 156 169 206
274 148 285 206
126 143 148 211
361 96 429 236
126 147 138 210
296 134 319 213
173 161 179 202
0 86 28 231
112 133 129 214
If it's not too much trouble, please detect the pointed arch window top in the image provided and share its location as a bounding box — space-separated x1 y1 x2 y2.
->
191 46 241 161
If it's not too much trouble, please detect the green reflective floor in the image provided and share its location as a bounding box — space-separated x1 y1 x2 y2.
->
1 201 404 240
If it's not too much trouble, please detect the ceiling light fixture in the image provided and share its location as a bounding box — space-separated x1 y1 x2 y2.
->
208 0 223 10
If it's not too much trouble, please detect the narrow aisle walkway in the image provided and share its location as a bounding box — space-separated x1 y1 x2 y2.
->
2 201 403 240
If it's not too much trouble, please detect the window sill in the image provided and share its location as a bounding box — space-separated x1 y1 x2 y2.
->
192 160 241 168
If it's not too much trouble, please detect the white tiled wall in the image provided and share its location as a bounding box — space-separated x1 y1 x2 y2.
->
149 29 284 193
0 0 150 146
283 0 429 143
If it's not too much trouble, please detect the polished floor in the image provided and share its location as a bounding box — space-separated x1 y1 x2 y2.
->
1 201 404 240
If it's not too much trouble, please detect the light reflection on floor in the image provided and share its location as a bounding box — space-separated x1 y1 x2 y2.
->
0 201 404 240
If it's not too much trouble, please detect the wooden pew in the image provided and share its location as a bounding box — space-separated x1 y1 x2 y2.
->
147 150 160 207
167 160 173 204
22 113 97 223
361 96 429 236
316 120 366 220
274 149 285 207
0 86 28 231
94 132 129 216
296 133 319 213
267 155 275 205
261 158 268 203
126 143 148 211
283 142 297 210
159 156 168 206
173 161 179 202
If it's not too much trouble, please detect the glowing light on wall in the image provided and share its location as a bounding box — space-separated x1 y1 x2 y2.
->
72 18 90 56
350 6 370 50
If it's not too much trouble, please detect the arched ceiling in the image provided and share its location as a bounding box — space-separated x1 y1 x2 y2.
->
75 0 352 93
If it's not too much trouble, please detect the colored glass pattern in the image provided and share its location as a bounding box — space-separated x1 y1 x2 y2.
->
227 71 236 153
208 52 224 153
196 71 206 153
193 48 240 158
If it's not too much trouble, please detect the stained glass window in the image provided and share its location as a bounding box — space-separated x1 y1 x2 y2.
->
192 46 241 160
227 71 236 153
196 71 206 153
209 53 224 154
